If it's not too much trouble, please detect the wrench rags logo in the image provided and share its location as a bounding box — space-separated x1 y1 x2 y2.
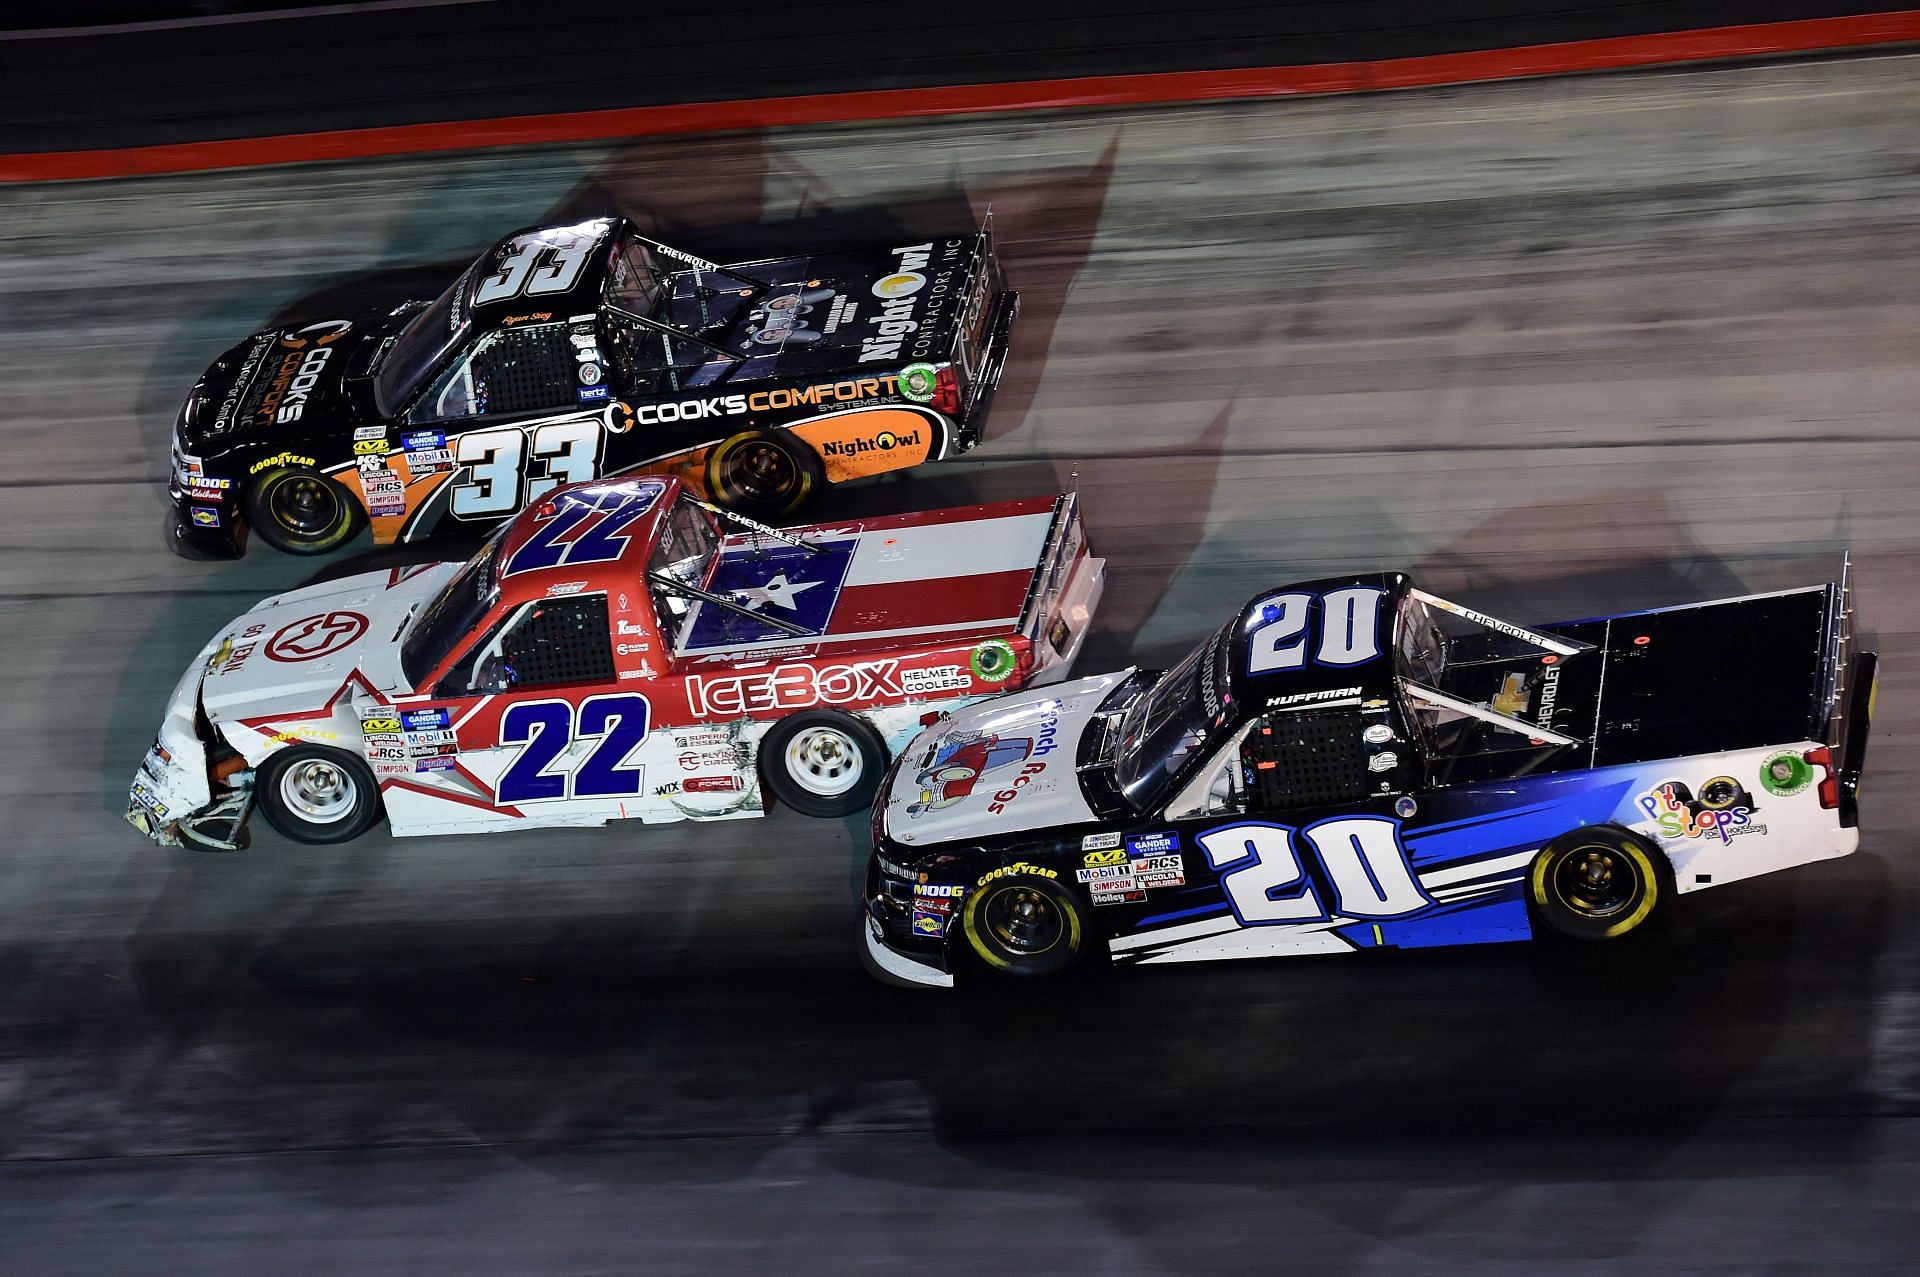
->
907 701 1063 818
265 611 370 663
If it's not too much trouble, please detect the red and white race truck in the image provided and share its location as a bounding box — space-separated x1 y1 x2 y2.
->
127 475 1104 848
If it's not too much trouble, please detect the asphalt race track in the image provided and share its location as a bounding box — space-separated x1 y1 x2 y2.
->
2 51 1918 1271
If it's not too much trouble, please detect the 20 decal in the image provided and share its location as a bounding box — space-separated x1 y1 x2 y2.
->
1246 586 1387 674
496 693 652 804
451 418 602 518
1197 816 1432 924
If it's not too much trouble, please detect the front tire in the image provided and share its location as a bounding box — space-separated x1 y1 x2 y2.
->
704 429 821 519
245 465 365 556
759 710 887 818
1528 826 1666 941
960 874 1088 979
255 746 382 844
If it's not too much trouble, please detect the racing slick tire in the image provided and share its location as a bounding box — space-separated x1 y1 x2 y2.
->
1528 826 1668 942
245 465 365 556
255 746 383 845
960 873 1089 979
704 429 822 519
760 710 887 818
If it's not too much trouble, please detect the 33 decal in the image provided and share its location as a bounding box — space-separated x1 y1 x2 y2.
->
452 418 602 518
496 693 652 804
1245 586 1387 674
473 230 597 307
1197 816 1432 924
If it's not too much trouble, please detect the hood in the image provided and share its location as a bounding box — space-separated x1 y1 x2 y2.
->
196 565 452 725
182 317 368 447
657 238 982 377
880 670 1133 848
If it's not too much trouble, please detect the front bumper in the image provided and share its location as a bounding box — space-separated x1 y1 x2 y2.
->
125 641 253 849
166 466 247 560
862 894 955 989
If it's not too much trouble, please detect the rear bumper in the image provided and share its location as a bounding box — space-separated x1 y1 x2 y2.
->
1030 553 1106 686
1835 650 1876 828
953 288 1018 451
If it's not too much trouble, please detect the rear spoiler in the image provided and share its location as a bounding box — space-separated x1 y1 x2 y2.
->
1821 553 1876 827
1018 491 1085 642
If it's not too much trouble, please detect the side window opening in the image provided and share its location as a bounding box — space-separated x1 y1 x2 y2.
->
603 312 720 397
1243 709 1369 810
409 323 577 424
441 594 615 695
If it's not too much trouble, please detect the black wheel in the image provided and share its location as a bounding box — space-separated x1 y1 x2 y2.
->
704 429 821 519
255 746 383 844
1528 826 1666 941
245 465 365 555
759 710 887 818
960 873 1088 979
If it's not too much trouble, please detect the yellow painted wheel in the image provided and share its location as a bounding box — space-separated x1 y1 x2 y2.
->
704 429 820 518
961 874 1087 979
245 465 364 555
1528 827 1665 941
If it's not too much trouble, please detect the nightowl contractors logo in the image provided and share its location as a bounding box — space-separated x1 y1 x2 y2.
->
255 320 352 426
860 243 933 363
820 427 921 459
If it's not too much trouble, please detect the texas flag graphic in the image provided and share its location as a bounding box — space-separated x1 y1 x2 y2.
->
670 506 1059 657
682 537 857 649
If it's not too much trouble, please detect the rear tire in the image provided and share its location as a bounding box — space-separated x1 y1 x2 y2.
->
255 746 382 844
760 711 887 818
1528 826 1666 941
245 465 365 555
705 429 821 519
960 874 1088 979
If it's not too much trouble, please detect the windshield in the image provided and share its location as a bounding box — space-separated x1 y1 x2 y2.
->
374 267 473 417
646 495 721 651
399 522 509 687
1113 622 1233 811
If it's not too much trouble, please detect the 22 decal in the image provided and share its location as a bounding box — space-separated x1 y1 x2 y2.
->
1197 816 1432 925
496 693 652 804
1245 586 1387 674
504 480 665 576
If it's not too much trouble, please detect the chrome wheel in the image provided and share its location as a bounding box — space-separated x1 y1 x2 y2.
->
783 724 864 797
277 757 356 824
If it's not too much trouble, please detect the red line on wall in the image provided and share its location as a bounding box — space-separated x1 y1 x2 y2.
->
6 10 1919 183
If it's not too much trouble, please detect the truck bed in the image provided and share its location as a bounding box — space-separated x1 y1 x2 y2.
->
1552 586 1838 767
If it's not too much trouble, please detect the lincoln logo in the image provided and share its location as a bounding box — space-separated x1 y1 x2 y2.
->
265 610 369 662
